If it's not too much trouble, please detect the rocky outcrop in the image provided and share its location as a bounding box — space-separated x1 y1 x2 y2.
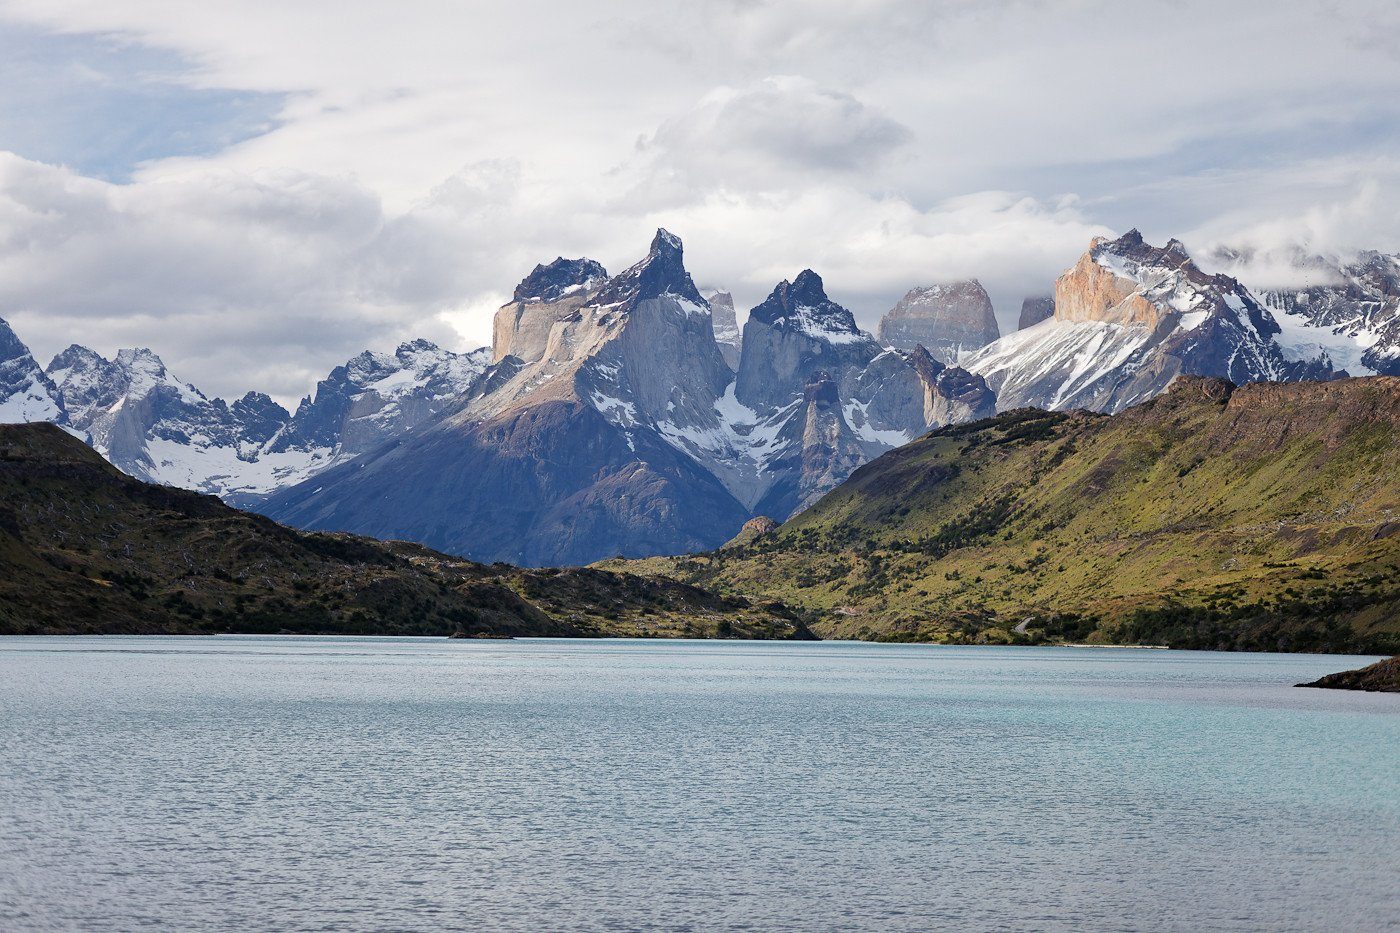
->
708 291 742 370
725 515 778 548
1194 373 1400 454
736 270 879 409
965 230 1336 413
902 344 997 426
919 358 997 427
513 257 607 303
752 370 874 518
1299 656 1400 692
1052 234 1198 327
1018 295 1055 330
877 280 1000 363
0 318 66 425
230 392 290 446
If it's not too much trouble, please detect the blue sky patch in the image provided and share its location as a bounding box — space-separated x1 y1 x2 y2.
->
0 25 284 180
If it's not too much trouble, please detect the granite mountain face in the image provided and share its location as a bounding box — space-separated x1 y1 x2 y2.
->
707 291 743 370
876 280 1000 363
259 232 994 563
1017 295 1055 330
260 230 748 565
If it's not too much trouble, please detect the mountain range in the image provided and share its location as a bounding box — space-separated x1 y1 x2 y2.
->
2 228 1398 565
1211 246 1400 377
258 232 997 564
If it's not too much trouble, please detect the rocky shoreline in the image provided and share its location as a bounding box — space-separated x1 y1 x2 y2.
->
1298 656 1400 692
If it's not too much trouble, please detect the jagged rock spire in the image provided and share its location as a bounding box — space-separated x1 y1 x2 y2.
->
591 228 705 306
749 269 860 337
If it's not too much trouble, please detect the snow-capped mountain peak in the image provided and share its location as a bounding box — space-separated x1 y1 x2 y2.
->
1215 246 1400 377
967 230 1333 413
749 269 869 345
28 331 492 502
270 340 491 459
0 318 66 425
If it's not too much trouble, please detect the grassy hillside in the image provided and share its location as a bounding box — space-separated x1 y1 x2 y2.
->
0 424 810 639
613 377 1400 653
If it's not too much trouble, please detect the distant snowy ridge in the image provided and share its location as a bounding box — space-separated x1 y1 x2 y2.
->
1 328 491 501
1210 246 1400 377
965 230 1335 413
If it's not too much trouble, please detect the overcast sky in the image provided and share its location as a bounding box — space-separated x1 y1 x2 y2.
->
1 0 1398 404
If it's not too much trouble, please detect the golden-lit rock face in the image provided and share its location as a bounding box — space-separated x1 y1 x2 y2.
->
492 293 588 364
1053 238 1165 328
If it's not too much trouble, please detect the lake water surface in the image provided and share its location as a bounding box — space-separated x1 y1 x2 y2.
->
0 637 1396 932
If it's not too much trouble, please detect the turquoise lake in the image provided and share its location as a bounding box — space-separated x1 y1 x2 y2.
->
1 636 1396 931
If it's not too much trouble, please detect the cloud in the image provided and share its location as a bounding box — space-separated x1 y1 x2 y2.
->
0 153 460 402
0 150 1108 400
0 25 283 181
654 187 1108 331
0 0 1398 398
1167 156 1400 287
637 76 912 186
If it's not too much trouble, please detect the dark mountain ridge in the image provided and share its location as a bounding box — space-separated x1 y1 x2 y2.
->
0 423 809 639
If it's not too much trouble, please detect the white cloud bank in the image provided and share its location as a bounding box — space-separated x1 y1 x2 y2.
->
0 0 1397 401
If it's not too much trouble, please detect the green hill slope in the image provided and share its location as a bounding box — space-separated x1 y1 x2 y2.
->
613 377 1400 653
0 424 808 638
